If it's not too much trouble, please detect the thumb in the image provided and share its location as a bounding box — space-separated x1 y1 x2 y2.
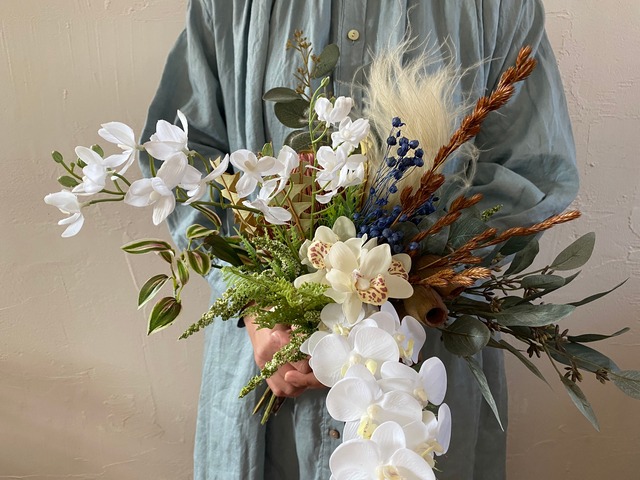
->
270 324 291 347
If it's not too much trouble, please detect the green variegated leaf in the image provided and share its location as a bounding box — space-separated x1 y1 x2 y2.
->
122 239 173 255
521 274 565 290
190 204 222 227
505 238 539 275
465 357 504 430
138 274 169 309
551 232 595 271
187 250 212 276
569 279 628 307
274 99 309 128
148 297 182 335
311 43 339 78
561 376 600 431
442 316 491 356
263 87 301 103
186 224 216 240
568 327 630 343
611 370 640 400
57 175 79 188
177 259 189 285
491 304 575 327
158 250 174 263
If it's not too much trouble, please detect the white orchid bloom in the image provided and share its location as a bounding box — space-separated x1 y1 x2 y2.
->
72 146 123 195
376 302 426 365
182 154 230 205
265 145 299 195
314 96 353 125
143 110 190 161
44 190 85 237
124 155 187 225
403 404 452 467
229 149 276 198
309 326 399 387
315 145 347 186
378 357 447 407
329 421 436 480
331 117 370 152
242 179 291 225
98 121 139 174
324 242 413 323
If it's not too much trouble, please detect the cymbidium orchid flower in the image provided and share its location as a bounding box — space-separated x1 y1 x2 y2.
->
242 179 292 225
329 421 436 480
377 358 447 407
181 154 230 205
229 149 276 198
309 326 399 387
266 145 299 195
331 117 370 153
44 190 85 237
314 96 353 125
98 121 139 175
124 155 187 225
72 146 124 195
324 242 413 323
143 110 190 161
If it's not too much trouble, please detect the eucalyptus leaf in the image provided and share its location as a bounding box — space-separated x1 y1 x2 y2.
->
274 99 309 128
490 338 549 386
187 250 212 276
611 370 640 400
442 316 491 356
57 175 79 188
148 297 182 335
449 216 488 249
519 271 581 304
521 274 565 290
491 304 575 327
262 87 302 103
464 357 504 430
568 327 630 343
550 343 619 374
505 238 539 275
500 234 537 256
569 279 628 307
560 376 600 431
550 232 595 271
122 239 173 255
311 43 339 79
284 129 313 151
500 296 525 309
138 274 169 309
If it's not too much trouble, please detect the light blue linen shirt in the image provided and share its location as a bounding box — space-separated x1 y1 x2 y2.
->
141 1 579 479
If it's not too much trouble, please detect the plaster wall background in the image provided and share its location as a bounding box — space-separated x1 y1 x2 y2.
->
0 1 638 478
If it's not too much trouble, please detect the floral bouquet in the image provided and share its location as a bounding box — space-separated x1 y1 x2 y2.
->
45 33 638 479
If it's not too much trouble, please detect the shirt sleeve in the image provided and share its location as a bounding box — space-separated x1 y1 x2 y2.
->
466 0 580 229
139 0 230 252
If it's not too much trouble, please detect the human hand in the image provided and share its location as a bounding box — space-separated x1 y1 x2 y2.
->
244 316 324 397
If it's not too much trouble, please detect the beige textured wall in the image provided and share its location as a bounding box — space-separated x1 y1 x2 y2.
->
1 0 638 478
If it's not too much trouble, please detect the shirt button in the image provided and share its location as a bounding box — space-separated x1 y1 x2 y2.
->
328 428 341 439
347 29 360 41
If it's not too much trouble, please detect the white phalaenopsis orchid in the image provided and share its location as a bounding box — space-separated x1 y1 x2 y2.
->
72 146 124 195
98 121 139 175
44 190 85 237
329 421 436 480
242 179 292 225
372 302 427 365
124 156 187 225
314 96 353 125
309 326 399 387
324 242 413 323
331 117 370 153
181 154 230 205
229 149 276 198
143 110 190 161
402 405 452 468
378 358 447 407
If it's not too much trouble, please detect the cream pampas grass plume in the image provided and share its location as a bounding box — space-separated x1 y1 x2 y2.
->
362 42 478 193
